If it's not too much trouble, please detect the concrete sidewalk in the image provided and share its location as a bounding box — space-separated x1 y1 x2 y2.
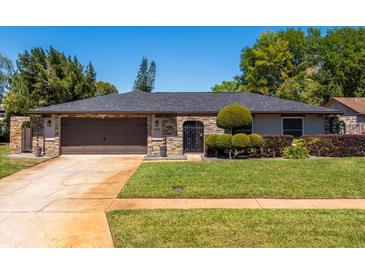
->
108 198 365 210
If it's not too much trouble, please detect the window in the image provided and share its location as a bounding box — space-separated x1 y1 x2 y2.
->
224 124 252 135
282 117 303 137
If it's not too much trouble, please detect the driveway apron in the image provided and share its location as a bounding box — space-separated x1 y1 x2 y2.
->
0 155 143 247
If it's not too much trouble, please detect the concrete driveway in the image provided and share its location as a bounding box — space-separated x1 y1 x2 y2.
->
0 155 143 247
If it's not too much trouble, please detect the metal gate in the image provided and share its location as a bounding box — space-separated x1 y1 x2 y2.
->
21 126 32 152
183 121 204 153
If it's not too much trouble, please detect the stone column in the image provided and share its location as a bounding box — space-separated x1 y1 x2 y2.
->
10 116 30 154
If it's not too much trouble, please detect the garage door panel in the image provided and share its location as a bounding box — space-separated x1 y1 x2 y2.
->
61 118 147 154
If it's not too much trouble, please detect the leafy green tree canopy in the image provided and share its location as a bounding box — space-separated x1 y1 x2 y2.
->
211 79 245 92
3 46 116 117
213 27 365 105
0 53 13 102
95 81 118 96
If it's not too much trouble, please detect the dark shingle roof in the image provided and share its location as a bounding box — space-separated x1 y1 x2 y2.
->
30 91 341 114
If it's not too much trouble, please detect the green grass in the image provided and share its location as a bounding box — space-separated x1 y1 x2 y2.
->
0 145 44 179
118 158 365 198
107 209 365 248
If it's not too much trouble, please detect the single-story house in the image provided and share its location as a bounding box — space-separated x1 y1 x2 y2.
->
325 97 365 134
10 91 340 156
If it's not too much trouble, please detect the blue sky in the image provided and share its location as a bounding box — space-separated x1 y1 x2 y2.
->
0 27 332 92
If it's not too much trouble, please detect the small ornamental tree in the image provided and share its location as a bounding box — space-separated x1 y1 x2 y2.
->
216 134 233 159
232 133 250 158
216 104 252 133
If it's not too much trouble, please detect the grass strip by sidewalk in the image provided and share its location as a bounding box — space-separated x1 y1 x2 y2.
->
107 209 365 248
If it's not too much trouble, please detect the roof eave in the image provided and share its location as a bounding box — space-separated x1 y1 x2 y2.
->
28 110 342 115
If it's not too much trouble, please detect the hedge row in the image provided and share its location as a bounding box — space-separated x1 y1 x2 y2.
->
302 134 365 157
205 134 365 158
205 135 294 158
257 135 294 157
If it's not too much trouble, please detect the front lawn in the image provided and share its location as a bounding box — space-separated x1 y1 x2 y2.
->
118 158 365 198
107 209 365 248
0 145 44 179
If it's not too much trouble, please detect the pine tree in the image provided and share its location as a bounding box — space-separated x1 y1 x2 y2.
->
147 61 156 92
133 57 156 92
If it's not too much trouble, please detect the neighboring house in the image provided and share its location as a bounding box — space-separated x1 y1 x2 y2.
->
10 91 340 156
325 97 365 134
0 105 5 121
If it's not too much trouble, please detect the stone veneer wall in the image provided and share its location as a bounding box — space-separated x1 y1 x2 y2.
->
10 116 30 154
31 117 45 156
176 115 224 155
339 116 358 134
148 115 223 156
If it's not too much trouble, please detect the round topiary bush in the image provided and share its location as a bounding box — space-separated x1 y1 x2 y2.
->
216 134 233 150
216 104 252 131
205 134 219 149
232 133 250 149
216 134 233 158
249 134 264 148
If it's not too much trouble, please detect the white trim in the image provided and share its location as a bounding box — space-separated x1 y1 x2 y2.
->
281 116 304 136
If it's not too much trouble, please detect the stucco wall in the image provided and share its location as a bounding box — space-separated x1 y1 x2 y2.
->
304 115 325 135
252 114 326 135
253 114 282 135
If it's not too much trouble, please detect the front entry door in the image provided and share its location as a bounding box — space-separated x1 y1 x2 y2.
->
183 121 204 153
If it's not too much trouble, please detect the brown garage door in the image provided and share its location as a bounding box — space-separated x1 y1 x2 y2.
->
61 117 147 154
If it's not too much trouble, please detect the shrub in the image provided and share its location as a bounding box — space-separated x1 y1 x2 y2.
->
216 134 233 159
283 146 309 159
302 135 365 157
231 133 250 158
205 134 219 157
216 104 252 131
205 134 219 149
249 134 264 148
255 135 294 158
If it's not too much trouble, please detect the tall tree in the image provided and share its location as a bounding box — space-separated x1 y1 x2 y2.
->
0 53 13 102
213 27 365 105
3 46 101 116
133 57 156 92
241 32 294 95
